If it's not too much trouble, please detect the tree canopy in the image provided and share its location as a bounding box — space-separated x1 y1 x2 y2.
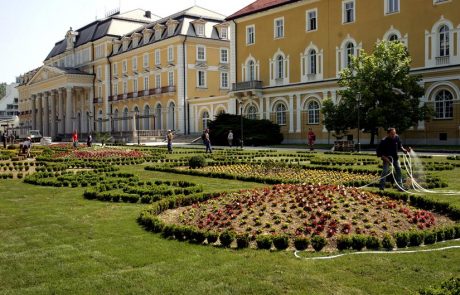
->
322 41 431 145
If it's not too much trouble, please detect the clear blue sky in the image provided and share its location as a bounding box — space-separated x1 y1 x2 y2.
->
0 0 253 83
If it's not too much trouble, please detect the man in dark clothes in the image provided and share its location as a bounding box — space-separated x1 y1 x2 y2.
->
376 128 409 191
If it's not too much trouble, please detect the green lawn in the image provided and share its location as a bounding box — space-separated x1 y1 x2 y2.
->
1 153 460 294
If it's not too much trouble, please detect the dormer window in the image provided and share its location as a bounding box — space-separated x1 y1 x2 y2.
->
192 19 207 37
132 33 142 48
220 27 228 39
142 28 153 45
113 40 122 54
122 36 130 51
166 18 179 36
154 24 165 40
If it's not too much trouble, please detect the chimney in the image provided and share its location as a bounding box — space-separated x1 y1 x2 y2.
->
145 11 151 18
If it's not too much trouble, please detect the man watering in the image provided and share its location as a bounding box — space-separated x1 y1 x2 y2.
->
376 127 410 191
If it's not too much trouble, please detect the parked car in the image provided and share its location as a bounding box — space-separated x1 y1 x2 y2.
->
29 130 42 143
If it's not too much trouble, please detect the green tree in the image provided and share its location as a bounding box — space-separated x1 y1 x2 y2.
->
322 41 431 145
0 83 6 98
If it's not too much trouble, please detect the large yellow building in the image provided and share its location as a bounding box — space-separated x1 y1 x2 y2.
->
226 0 460 145
17 6 230 141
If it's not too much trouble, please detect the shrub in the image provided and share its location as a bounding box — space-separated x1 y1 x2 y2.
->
444 227 456 240
417 277 460 295
424 231 437 245
436 228 446 242
294 236 310 251
256 235 273 250
272 235 289 250
394 232 409 248
219 230 235 247
382 234 395 250
336 235 352 251
191 229 206 244
206 231 219 244
189 156 207 169
236 234 250 249
351 235 367 251
311 235 327 252
366 236 382 250
409 231 424 247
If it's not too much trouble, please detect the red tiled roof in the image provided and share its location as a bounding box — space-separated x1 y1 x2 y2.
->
226 0 300 20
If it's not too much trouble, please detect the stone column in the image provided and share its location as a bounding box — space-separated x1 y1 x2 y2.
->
65 87 73 135
50 91 56 138
58 89 64 134
88 86 94 134
31 95 36 130
296 95 301 133
289 95 294 133
43 92 49 136
37 94 43 133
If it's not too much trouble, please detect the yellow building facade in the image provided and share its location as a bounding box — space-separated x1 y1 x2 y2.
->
227 0 460 145
17 7 230 141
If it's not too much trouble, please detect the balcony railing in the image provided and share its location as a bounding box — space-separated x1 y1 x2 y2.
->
232 80 263 92
436 56 450 66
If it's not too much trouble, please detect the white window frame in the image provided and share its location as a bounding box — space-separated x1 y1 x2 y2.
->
168 46 174 62
144 76 149 91
132 56 138 71
113 83 118 96
143 54 149 68
122 60 127 73
246 25 255 45
434 89 454 119
123 81 127 94
307 100 320 124
342 0 355 24
197 70 207 88
96 66 102 80
168 71 174 87
113 63 118 76
306 9 318 32
274 17 284 39
196 24 205 37
155 49 161 65
168 25 175 36
133 79 138 93
385 0 400 14
220 48 229 63
274 102 287 125
220 27 228 39
220 72 229 89
197 45 206 61
155 74 161 89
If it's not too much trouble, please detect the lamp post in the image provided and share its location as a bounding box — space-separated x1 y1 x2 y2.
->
357 92 361 153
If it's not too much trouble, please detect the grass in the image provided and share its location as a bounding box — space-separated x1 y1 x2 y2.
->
1 151 460 294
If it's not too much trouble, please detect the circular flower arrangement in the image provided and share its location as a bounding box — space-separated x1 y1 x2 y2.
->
160 184 454 246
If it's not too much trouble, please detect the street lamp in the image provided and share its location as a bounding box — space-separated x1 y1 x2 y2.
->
356 92 361 152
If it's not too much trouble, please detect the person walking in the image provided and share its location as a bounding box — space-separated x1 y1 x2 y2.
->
376 127 409 191
227 130 233 147
204 128 212 153
86 133 93 147
72 130 78 148
166 130 173 153
307 128 316 151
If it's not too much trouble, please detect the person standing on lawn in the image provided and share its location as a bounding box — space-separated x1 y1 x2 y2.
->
307 128 316 151
166 130 173 153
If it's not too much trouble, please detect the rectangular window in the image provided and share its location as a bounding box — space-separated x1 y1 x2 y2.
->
306 9 317 31
196 24 205 36
143 54 149 68
155 49 161 65
155 74 161 88
274 17 284 38
220 27 228 39
220 48 228 63
197 70 206 87
168 71 174 86
123 81 127 94
168 46 174 62
96 66 102 80
144 76 149 90
386 0 399 13
122 60 127 73
113 63 118 76
98 86 102 98
220 72 228 89
133 79 138 93
168 25 175 36
132 57 138 71
113 84 118 96
343 1 355 23
246 25 255 45
197 46 206 61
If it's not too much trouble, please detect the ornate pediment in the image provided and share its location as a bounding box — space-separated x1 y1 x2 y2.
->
27 66 63 85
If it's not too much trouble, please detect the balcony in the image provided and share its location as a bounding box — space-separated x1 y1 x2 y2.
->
435 56 450 66
163 86 176 93
232 80 263 92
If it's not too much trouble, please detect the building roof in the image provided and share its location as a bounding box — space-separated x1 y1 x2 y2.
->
226 0 300 20
45 9 159 61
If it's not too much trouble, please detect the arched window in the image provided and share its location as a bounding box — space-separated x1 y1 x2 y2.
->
247 60 255 81
155 104 162 130
307 100 320 124
168 102 175 130
202 111 209 130
274 102 287 125
143 105 150 130
276 55 284 79
309 49 317 74
247 105 257 120
134 106 140 130
435 90 453 119
345 42 355 66
113 109 119 132
388 34 399 42
98 110 103 131
122 107 129 131
439 25 449 57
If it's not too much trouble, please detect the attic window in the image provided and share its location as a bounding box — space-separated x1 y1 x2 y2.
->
220 27 228 39
168 25 175 36
196 24 205 37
